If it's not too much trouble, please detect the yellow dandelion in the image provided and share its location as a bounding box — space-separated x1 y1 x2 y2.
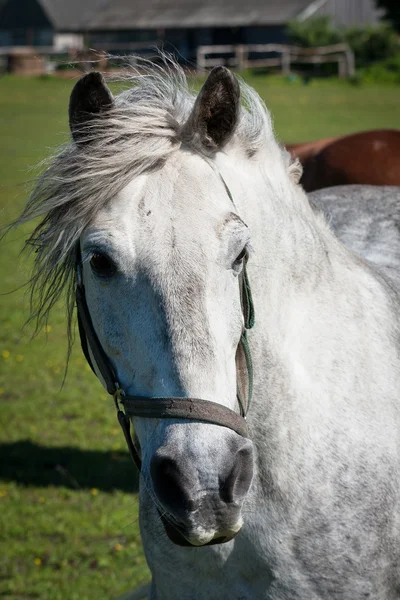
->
2 350 10 359
39 497 46 504
114 543 123 551
16 354 24 362
0 490 7 498
90 488 99 496
34 557 42 566
45 325 52 333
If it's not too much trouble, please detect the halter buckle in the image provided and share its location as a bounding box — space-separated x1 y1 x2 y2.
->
113 382 125 411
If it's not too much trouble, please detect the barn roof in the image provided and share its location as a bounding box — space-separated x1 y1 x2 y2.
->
39 0 105 31
6 0 377 32
39 0 315 31
85 0 313 30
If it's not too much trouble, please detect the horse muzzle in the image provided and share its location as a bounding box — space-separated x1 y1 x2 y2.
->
160 513 242 547
150 437 254 547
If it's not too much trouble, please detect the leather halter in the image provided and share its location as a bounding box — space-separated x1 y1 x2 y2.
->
75 179 255 471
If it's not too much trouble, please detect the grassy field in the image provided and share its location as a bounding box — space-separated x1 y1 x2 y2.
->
1 73 400 600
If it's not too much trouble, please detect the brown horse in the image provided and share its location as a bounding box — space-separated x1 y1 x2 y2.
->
286 129 400 192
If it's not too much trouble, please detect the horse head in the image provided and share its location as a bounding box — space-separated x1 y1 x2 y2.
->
15 63 302 551
70 68 257 547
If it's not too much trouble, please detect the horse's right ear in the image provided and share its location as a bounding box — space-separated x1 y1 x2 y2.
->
69 72 114 144
182 66 240 154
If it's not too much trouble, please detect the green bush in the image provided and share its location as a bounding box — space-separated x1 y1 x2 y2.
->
286 17 400 82
286 16 343 47
287 17 399 64
359 54 400 83
344 23 399 66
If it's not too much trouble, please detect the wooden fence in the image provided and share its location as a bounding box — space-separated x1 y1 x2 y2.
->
197 43 355 78
0 43 355 78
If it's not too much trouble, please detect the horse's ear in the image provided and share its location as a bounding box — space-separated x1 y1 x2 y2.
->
182 66 240 153
69 72 114 144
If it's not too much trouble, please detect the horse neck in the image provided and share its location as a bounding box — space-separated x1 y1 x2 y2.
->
218 170 400 525
248 183 337 344
228 156 395 390
235 163 333 312
218 151 396 372
240 166 400 458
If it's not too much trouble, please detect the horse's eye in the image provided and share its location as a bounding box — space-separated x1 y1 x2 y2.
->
233 246 248 271
90 253 116 278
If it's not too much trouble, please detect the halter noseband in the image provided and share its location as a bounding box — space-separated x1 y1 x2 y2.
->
75 178 255 471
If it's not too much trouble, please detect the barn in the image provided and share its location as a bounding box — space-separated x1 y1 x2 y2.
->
0 0 383 61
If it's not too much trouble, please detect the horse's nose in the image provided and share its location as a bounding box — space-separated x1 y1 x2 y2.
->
150 437 254 514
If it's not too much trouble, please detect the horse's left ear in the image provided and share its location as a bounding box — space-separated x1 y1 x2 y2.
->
69 72 114 144
182 66 240 153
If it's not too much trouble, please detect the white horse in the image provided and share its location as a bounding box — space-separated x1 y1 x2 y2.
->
13 63 400 599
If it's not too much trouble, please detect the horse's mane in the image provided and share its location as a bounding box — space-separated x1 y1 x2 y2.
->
7 57 276 343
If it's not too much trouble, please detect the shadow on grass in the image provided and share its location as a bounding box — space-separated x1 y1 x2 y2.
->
0 440 139 492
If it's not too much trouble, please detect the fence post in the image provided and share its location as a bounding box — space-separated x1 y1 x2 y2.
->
236 45 245 71
346 48 355 77
281 48 290 75
338 55 346 78
197 46 205 73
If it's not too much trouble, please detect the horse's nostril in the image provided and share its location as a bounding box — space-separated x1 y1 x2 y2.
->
150 454 196 514
220 439 254 504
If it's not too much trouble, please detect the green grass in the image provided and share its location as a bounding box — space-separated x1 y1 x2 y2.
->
1 73 400 600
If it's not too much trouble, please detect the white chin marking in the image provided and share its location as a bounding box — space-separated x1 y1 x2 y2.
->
185 525 216 546
186 519 243 546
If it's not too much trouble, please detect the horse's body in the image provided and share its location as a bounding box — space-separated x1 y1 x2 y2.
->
12 65 400 599
310 185 400 273
287 129 400 192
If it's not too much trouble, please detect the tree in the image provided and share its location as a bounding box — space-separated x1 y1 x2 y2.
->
376 0 400 32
